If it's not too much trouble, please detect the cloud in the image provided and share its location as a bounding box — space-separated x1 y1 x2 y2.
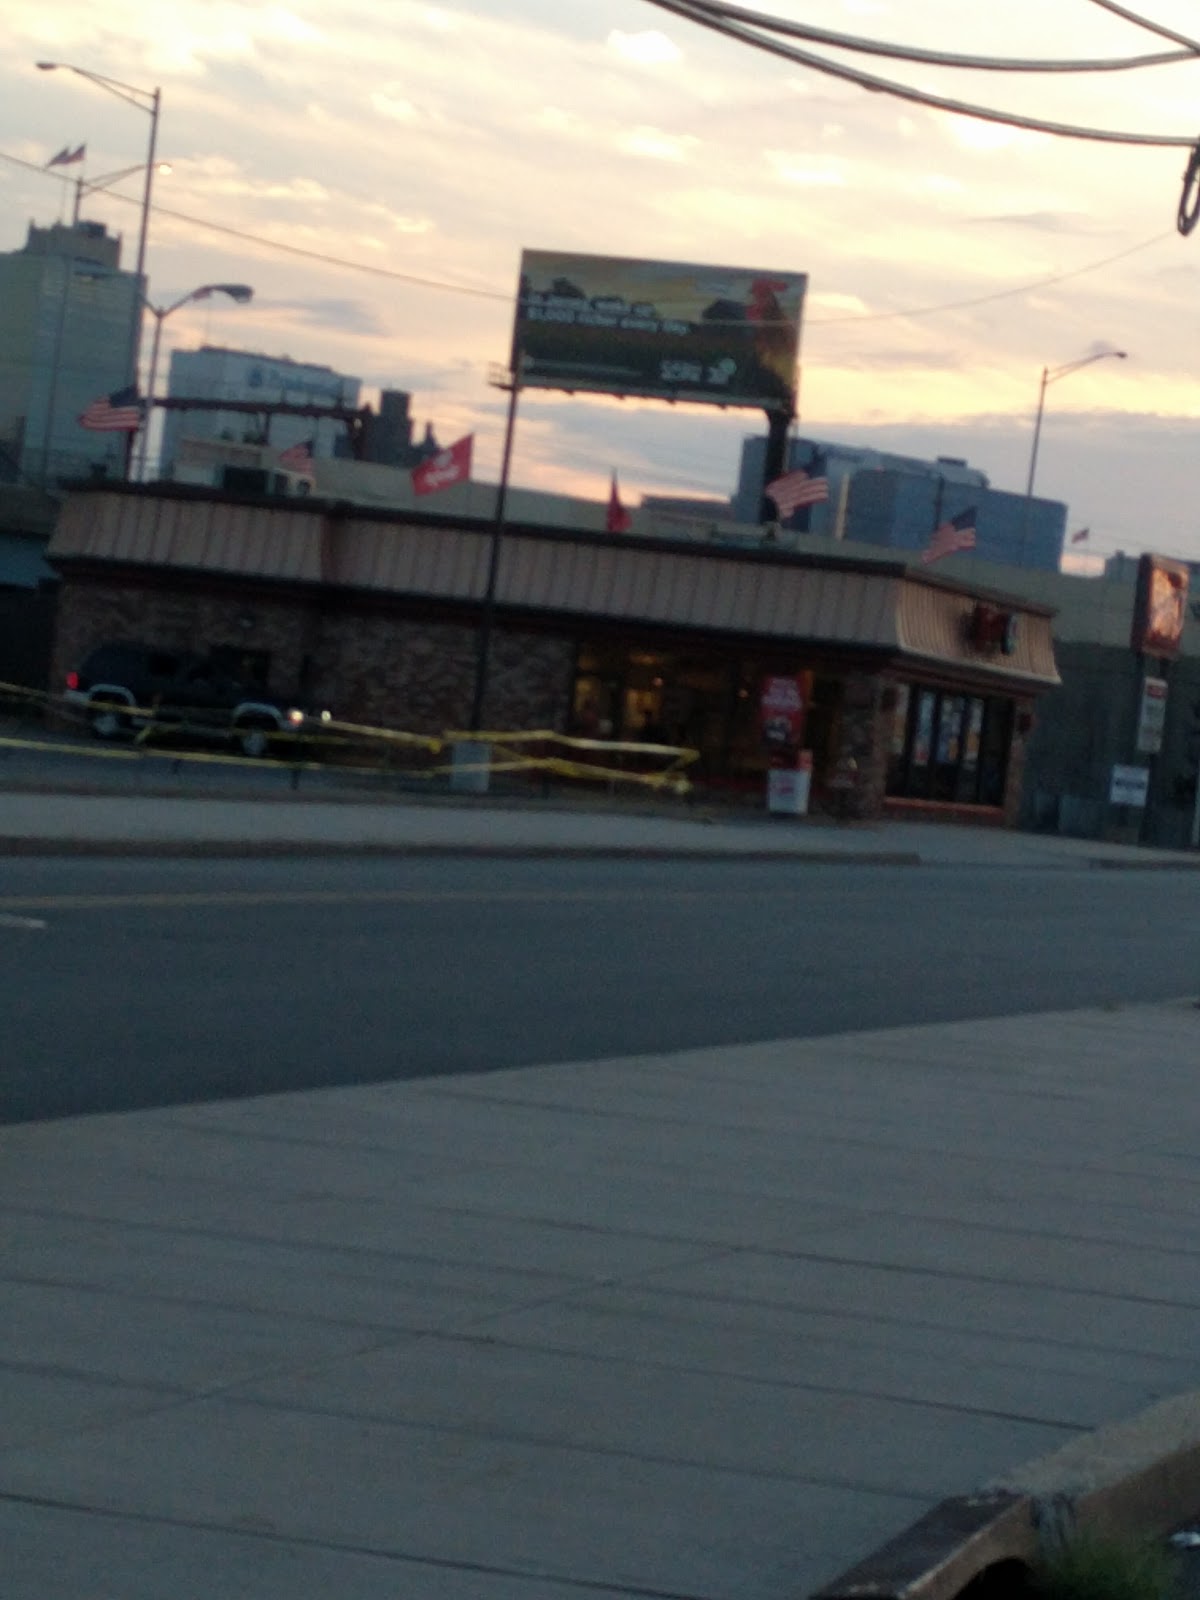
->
607 29 681 67
371 90 419 123
260 297 389 336
967 211 1108 233
615 127 698 163
766 152 846 188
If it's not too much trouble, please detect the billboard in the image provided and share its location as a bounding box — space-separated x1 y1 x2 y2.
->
1130 553 1189 659
512 250 807 412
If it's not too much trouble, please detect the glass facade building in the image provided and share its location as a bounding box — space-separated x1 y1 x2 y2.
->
734 433 1067 571
0 222 139 488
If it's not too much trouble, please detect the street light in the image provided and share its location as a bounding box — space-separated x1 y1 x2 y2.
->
37 61 162 478
72 162 172 225
1025 347 1128 499
136 283 255 480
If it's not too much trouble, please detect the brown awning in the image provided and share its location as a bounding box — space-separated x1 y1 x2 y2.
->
50 487 1060 690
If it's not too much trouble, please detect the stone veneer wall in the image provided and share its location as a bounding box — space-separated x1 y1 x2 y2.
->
828 672 889 821
50 576 575 735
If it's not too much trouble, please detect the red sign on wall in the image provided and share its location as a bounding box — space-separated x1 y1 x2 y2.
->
759 675 808 754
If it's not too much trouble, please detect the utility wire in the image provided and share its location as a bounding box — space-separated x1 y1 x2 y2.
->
643 0 1198 145
0 147 1175 324
1082 0 1200 53
681 0 1197 72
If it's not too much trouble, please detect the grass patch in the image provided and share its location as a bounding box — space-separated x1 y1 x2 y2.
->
1033 1534 1177 1600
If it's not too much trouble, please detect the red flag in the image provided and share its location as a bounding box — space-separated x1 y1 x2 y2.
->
412 434 472 495
605 471 632 534
278 438 314 474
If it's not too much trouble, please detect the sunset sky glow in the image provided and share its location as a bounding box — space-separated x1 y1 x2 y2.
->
3 0 1200 562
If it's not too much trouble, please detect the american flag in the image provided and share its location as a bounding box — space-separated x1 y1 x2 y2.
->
78 386 144 432
278 438 315 473
921 506 977 566
46 143 86 168
764 466 830 518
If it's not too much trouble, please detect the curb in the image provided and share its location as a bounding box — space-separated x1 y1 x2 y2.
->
811 1391 1200 1600
0 836 923 864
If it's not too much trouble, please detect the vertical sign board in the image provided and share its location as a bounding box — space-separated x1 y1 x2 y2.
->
760 674 811 815
1136 676 1169 754
1131 554 1189 659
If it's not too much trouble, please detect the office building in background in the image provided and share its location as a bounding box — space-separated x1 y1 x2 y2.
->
0 220 139 488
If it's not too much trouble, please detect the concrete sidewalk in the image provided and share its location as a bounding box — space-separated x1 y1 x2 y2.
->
1 783 1198 868
5 1000 1200 1598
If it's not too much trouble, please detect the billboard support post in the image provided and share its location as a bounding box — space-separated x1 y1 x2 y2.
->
758 406 794 523
469 364 522 733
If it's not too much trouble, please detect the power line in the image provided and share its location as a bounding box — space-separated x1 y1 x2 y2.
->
681 0 1199 72
807 230 1174 323
0 150 509 303
1082 0 1200 53
643 0 1199 146
0 147 1175 326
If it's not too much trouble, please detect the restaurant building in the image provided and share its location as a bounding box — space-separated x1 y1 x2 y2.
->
46 482 1060 823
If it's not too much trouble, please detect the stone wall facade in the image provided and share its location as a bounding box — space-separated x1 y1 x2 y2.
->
51 573 576 736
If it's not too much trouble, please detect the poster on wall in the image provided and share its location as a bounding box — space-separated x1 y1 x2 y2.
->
759 674 808 756
513 250 807 411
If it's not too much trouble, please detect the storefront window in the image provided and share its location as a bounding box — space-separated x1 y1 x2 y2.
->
885 681 1013 808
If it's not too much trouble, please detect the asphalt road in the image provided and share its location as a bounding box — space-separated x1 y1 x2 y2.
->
3 852 1199 1125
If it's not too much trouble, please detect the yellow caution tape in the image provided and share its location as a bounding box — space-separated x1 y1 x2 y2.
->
0 681 697 793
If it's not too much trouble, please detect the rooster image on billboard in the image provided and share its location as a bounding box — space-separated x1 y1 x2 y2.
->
513 250 807 411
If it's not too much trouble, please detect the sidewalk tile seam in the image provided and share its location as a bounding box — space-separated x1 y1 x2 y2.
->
224 1321 1102 1435
623 1279 1200 1356
118 1386 949 1503
0 1489 717 1600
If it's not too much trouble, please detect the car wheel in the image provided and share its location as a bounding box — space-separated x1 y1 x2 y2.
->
91 702 129 740
236 721 274 759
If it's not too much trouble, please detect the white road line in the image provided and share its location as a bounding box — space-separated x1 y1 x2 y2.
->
0 913 46 930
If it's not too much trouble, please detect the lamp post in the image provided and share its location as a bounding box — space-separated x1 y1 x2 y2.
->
73 161 172 225
1025 348 1128 500
136 283 254 480
37 61 161 478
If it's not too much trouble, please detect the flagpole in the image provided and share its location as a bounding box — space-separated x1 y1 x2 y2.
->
469 364 521 732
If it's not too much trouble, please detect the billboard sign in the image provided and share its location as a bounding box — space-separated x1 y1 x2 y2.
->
513 250 807 412
1131 553 1189 659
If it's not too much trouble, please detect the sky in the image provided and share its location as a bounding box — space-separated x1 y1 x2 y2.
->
3 0 1200 568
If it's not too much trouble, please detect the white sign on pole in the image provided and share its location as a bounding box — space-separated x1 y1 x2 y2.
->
1109 764 1150 808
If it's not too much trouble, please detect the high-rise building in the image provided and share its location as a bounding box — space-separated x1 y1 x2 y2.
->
0 220 140 488
159 346 361 478
734 434 1067 571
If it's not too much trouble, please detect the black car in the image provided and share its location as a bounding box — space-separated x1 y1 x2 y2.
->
63 641 331 758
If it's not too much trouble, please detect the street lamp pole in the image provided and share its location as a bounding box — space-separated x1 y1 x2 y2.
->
37 62 161 480
1021 347 1127 557
135 283 254 481
73 162 171 226
1025 348 1128 500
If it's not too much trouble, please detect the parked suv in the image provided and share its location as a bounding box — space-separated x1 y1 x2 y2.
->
63 641 332 758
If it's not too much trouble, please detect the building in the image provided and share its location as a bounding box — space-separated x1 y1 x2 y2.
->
733 434 1067 571
0 220 140 488
159 347 362 477
46 481 1060 825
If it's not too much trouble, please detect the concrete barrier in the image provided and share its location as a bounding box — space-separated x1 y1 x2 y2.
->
811 1391 1200 1600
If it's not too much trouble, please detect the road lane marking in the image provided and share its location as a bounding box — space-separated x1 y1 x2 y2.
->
0 913 46 929
0 885 803 914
